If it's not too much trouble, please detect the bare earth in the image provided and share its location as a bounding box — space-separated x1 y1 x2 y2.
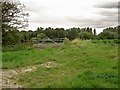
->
2 61 58 88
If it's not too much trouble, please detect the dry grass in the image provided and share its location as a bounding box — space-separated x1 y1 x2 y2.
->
33 43 64 49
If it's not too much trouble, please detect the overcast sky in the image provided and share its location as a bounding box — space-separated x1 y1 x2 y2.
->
20 0 119 34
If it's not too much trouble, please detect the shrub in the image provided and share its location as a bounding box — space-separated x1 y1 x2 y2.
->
3 44 33 52
37 33 47 39
113 39 120 44
79 32 94 40
64 38 71 45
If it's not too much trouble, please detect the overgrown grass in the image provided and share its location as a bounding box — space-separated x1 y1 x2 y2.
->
2 43 33 52
2 39 118 88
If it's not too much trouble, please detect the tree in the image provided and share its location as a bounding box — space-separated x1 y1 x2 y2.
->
1 0 29 45
93 29 96 35
79 32 94 40
26 30 33 41
98 26 119 39
66 28 78 40
36 27 44 33
54 28 65 38
5 30 21 45
98 31 117 39
86 27 92 33
44 27 55 39
37 33 47 39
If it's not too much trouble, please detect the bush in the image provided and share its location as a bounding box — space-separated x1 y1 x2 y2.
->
37 33 47 39
91 40 97 44
113 39 120 44
64 38 70 45
79 32 94 40
98 31 118 39
3 44 33 52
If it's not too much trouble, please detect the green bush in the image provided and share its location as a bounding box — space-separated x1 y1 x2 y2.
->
3 44 33 52
91 40 97 44
37 33 47 39
113 39 120 44
79 32 94 40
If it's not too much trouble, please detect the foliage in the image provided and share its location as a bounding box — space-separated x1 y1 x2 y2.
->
1 1 29 45
66 29 78 40
37 33 47 39
98 31 118 39
98 26 118 39
93 29 96 35
79 32 94 40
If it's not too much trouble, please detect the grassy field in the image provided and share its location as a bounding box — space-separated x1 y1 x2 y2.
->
2 39 118 88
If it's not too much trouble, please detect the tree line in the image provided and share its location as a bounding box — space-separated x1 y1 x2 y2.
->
2 26 119 46
1 1 119 46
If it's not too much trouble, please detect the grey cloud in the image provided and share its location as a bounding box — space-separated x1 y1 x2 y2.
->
99 10 118 17
95 2 119 9
92 2 118 28
29 10 118 29
65 15 118 28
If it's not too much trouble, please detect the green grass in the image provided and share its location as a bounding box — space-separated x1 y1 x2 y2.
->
2 39 118 88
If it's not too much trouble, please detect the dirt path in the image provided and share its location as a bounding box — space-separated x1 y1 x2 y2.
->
2 61 58 88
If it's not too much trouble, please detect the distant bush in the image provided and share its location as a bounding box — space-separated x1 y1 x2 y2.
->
113 39 120 44
3 44 33 52
91 40 97 44
91 39 120 45
37 33 47 39
64 38 71 45
98 31 118 39
78 32 94 40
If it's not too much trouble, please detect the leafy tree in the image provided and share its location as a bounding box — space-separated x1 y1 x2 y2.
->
20 30 27 42
1 1 29 45
5 30 21 45
86 27 92 33
93 29 96 35
54 28 65 38
37 33 47 39
36 27 44 33
79 32 94 40
98 26 119 39
66 29 78 40
44 27 54 39
26 31 33 41
98 31 117 39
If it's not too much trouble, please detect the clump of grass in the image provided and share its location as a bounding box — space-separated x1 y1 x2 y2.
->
71 38 83 46
63 38 71 45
